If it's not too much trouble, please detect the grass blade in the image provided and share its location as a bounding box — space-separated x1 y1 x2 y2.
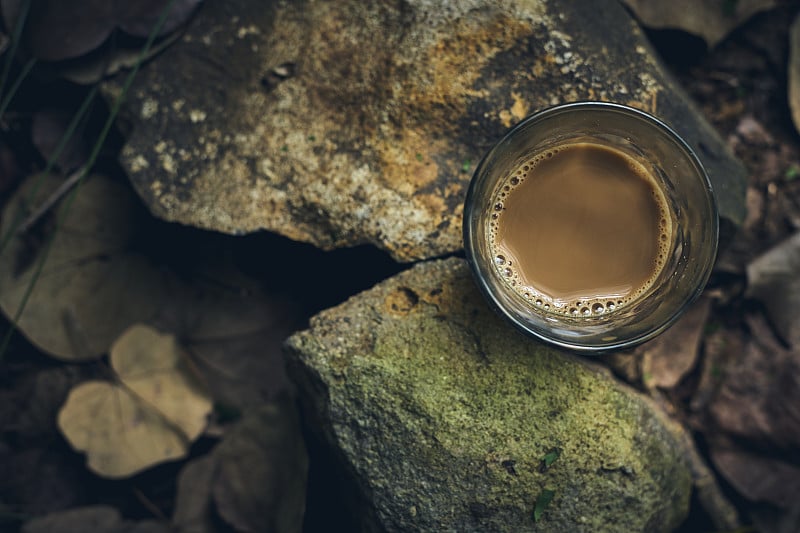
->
0 0 180 360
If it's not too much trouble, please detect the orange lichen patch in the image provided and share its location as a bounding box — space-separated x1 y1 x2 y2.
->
499 92 531 127
377 129 442 194
510 92 529 121
409 16 531 113
626 90 660 116
416 192 446 215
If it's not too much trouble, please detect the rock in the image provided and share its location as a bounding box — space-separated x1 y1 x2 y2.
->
284 257 693 531
109 0 745 261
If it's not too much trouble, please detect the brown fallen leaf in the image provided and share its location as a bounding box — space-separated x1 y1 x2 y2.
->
0 173 171 361
21 505 170 533
0 0 202 61
0 172 300 407
710 445 800 509
57 324 213 478
746 231 800 347
171 455 216 533
157 257 300 410
706 313 800 451
212 401 308 533
640 296 712 389
621 0 778 47
790 12 800 135
171 399 309 533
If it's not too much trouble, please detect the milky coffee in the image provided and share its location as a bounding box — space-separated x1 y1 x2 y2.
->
488 142 672 316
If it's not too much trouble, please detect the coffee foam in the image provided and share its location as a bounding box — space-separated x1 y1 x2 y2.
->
487 143 673 317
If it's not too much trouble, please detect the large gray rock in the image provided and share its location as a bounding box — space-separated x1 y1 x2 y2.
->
109 0 745 261
285 257 693 532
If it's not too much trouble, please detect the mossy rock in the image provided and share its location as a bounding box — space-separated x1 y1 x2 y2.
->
285 257 693 532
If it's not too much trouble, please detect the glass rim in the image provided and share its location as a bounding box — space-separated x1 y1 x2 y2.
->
463 101 719 353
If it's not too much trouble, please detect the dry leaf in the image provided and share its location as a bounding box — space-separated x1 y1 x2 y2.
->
57 324 212 478
710 446 800 509
706 314 800 450
790 13 800 135
22 505 170 533
158 258 300 410
0 173 170 360
170 400 308 533
172 455 216 533
111 324 212 442
621 0 778 47
641 297 712 389
0 0 201 62
746 231 800 347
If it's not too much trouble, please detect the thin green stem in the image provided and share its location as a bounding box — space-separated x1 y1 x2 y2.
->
0 56 36 118
0 84 98 253
0 0 179 359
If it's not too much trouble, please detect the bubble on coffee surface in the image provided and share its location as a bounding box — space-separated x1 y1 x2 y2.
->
487 143 673 317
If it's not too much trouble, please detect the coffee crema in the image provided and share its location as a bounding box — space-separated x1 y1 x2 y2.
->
488 142 673 316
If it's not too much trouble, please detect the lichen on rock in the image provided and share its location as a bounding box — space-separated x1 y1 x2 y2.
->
285 257 693 531
109 0 745 261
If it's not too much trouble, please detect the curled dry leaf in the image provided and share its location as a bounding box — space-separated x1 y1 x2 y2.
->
621 0 778 47
171 400 308 533
0 173 170 361
790 12 800 135
57 324 213 478
746 231 800 347
21 505 170 533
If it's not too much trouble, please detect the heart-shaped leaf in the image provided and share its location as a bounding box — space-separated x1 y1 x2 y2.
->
57 324 212 478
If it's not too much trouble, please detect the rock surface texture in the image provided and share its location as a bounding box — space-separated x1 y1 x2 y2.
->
285 258 693 532
110 0 745 261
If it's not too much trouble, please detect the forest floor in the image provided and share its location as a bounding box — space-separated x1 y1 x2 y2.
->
1 3 800 532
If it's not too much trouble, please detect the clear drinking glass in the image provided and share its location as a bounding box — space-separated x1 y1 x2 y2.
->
463 102 718 352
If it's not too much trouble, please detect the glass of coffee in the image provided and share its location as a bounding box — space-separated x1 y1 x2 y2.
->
463 102 718 352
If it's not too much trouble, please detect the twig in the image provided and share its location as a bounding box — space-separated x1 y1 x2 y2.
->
132 487 168 521
15 167 87 236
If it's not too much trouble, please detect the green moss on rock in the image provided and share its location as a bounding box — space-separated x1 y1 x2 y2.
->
286 258 692 532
